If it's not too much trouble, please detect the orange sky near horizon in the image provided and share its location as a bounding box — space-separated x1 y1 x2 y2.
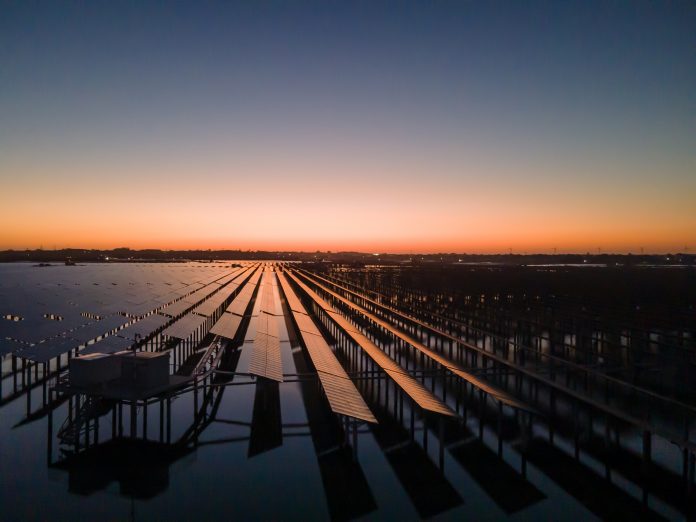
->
1 160 694 254
2 3 695 255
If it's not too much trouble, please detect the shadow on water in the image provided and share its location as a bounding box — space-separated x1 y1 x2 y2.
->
518 437 666 521
510 395 693 516
427 416 546 514
365 399 463 518
51 341 247 498
581 431 691 513
54 438 194 499
248 378 282 457
328 325 464 518
216 343 243 380
289 312 378 521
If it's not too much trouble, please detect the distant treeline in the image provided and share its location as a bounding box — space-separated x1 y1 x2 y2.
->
0 248 693 266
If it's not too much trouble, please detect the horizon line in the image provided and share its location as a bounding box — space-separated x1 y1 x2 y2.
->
0 247 692 257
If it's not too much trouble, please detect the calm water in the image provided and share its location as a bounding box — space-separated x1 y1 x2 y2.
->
0 263 680 520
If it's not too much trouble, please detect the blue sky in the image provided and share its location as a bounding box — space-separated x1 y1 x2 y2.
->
1 1 694 252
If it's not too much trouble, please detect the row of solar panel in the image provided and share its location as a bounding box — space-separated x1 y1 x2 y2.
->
0 264 252 361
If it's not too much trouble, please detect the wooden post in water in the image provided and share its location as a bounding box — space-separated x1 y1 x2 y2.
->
26 361 32 417
143 401 148 440
159 399 164 442
642 429 652 504
479 389 485 439
497 400 503 457
130 401 136 438
439 417 445 471
166 396 171 443
47 389 53 465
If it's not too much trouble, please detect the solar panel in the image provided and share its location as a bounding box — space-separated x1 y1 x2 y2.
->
248 332 283 382
225 271 261 316
162 313 208 340
286 271 456 417
119 314 170 340
18 336 81 363
193 286 237 317
82 335 134 355
0 338 23 356
0 263 242 362
209 312 244 340
277 272 376 423
301 270 539 415
159 299 194 318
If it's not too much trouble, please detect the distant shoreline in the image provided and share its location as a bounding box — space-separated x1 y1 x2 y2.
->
0 248 693 266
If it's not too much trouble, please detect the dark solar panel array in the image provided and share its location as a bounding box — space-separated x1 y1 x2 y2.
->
208 267 261 340
277 272 376 422
248 269 284 382
286 271 456 417
0 263 238 358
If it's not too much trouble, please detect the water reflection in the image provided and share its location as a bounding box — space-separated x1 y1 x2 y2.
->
56 438 193 499
248 379 282 457
292 333 377 520
1 263 693 520
366 401 463 518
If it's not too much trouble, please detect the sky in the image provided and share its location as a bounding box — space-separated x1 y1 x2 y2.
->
0 1 694 254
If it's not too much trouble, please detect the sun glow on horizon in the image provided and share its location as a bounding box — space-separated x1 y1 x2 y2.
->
1 3 694 254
